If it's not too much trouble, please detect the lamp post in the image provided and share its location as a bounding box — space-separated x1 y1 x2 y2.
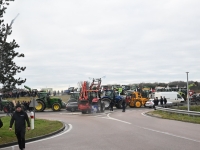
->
186 72 189 111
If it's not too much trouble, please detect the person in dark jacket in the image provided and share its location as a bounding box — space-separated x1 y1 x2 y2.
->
160 96 164 106
153 97 159 110
110 100 114 111
163 96 167 107
122 98 126 112
9 104 30 150
0 118 3 128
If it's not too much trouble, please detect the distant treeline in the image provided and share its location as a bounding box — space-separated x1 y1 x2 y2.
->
128 81 200 92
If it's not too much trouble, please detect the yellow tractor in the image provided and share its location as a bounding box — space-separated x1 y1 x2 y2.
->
126 91 149 108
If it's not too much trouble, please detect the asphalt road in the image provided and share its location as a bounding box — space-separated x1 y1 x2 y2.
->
1 107 200 150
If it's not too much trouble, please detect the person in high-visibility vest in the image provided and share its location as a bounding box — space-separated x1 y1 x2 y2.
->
118 87 123 95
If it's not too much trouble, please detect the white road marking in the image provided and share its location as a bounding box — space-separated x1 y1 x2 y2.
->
27 123 72 144
137 126 200 143
141 112 150 117
60 112 81 115
1 124 72 150
106 113 132 124
105 112 200 143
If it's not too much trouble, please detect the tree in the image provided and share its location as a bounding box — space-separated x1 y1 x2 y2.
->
0 0 26 92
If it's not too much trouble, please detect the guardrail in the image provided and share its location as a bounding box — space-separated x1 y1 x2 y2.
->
155 106 200 117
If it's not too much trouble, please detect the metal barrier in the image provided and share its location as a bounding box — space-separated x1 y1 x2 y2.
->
155 106 200 117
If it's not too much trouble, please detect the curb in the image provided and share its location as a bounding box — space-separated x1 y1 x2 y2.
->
0 121 67 148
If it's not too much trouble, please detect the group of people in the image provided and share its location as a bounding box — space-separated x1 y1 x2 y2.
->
153 96 167 110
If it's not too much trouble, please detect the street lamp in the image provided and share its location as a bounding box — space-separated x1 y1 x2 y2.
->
186 72 189 111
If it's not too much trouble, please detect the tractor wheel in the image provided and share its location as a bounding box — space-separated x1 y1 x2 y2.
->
134 100 142 108
35 100 45 112
82 111 87 114
97 101 101 113
117 100 123 109
52 103 61 111
101 98 111 109
3 106 8 113
101 102 105 112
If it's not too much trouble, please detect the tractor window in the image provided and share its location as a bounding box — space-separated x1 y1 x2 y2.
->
132 93 136 98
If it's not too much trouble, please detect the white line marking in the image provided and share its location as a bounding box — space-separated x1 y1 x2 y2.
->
27 124 72 144
141 112 150 117
1 124 72 149
137 126 200 143
105 113 200 143
106 113 132 124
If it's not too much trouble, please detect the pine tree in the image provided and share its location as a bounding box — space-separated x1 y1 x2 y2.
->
0 0 26 92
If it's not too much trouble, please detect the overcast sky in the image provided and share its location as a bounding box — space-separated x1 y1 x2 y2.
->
3 0 200 90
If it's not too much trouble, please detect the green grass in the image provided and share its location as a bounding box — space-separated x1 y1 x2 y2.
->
172 105 200 112
0 116 63 145
149 110 200 124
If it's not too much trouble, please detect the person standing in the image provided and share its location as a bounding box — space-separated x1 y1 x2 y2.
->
110 100 114 111
163 96 167 107
0 118 3 128
122 98 126 112
9 104 30 150
160 96 164 106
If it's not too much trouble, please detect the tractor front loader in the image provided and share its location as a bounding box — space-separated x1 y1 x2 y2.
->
78 78 105 114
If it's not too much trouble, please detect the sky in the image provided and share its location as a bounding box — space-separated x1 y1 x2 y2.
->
3 0 200 91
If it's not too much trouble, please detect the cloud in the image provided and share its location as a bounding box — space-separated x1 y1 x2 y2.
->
2 0 200 90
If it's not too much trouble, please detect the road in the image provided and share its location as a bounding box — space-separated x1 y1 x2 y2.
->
1 108 200 150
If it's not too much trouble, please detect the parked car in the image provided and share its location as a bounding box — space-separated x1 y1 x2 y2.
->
66 99 78 112
66 92 79 112
145 99 173 108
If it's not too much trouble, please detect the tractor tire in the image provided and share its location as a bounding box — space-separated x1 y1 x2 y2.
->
82 111 87 114
134 100 142 108
101 98 111 109
3 106 8 113
117 100 123 109
52 103 61 111
35 100 45 112
97 101 101 113
101 102 105 112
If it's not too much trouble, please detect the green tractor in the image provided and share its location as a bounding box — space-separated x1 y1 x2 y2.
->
0 99 15 113
35 91 66 112
24 85 66 112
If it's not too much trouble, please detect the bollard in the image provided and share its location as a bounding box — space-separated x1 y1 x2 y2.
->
30 111 34 129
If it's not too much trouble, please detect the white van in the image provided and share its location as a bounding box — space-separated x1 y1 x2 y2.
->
152 92 184 104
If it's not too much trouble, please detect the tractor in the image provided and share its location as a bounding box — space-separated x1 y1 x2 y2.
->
0 99 15 113
101 89 128 109
126 91 149 108
78 78 105 114
24 85 66 112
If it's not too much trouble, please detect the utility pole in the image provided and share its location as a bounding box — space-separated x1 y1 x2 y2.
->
186 72 189 111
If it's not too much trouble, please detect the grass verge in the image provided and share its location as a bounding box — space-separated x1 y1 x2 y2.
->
172 105 200 112
148 110 200 124
0 116 63 145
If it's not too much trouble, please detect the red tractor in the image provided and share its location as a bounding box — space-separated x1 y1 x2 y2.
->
78 78 105 114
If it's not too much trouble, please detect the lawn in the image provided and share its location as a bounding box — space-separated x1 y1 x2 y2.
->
172 105 200 112
0 116 63 145
148 110 200 124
